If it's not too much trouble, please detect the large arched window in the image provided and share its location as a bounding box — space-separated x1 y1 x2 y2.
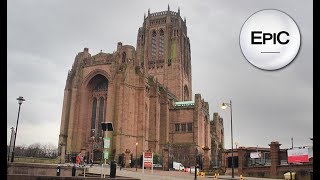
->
91 98 97 131
88 74 108 137
151 30 157 62
98 97 105 136
94 80 108 91
159 29 164 58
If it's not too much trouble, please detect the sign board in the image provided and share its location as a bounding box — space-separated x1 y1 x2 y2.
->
104 138 110 148
250 152 262 159
143 152 153 168
287 148 309 163
104 151 109 159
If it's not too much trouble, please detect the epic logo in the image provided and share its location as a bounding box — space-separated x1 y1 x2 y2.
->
240 9 300 70
251 31 289 45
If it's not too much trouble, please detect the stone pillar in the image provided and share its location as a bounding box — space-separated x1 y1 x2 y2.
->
237 147 246 176
202 146 210 170
125 149 131 168
61 145 66 163
163 148 169 171
269 141 281 178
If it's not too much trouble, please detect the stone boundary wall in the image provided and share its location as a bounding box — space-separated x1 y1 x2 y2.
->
7 174 140 180
243 164 313 180
7 163 84 177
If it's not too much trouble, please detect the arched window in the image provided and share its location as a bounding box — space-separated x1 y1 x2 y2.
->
98 97 105 136
122 52 126 63
151 30 157 62
159 29 164 58
221 129 224 143
88 74 108 137
91 98 97 131
184 86 189 101
205 116 208 146
94 80 108 91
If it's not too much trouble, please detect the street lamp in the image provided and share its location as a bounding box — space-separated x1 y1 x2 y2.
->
11 96 25 163
221 100 234 178
135 142 138 172
195 148 198 180
59 143 62 164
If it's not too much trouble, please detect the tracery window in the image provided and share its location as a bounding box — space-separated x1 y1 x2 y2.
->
151 30 157 62
91 98 97 131
159 29 164 58
94 81 108 91
89 75 108 138
98 97 105 136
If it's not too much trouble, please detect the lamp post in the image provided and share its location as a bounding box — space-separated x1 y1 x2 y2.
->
195 148 198 180
91 129 96 162
7 127 15 162
11 96 25 163
135 142 138 172
59 143 62 164
221 100 234 178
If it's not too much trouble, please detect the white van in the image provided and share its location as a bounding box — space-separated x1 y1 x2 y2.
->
173 162 184 171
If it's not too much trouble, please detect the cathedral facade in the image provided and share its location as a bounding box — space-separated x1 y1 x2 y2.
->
58 7 223 169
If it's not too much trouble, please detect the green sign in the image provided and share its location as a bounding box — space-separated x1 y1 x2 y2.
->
104 138 110 148
104 151 109 159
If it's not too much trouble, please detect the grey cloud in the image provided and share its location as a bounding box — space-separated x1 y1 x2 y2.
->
7 0 312 149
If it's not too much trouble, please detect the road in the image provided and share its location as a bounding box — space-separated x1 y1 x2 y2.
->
86 165 282 180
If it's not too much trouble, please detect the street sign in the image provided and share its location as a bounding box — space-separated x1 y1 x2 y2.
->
143 152 153 168
104 151 109 159
104 138 110 148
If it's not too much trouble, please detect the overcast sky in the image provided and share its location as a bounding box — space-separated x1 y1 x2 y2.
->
7 0 313 150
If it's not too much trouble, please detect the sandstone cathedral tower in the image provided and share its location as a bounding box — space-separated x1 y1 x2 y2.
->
58 6 224 169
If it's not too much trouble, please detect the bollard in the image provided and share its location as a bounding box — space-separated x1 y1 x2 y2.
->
110 160 116 178
213 173 218 180
56 165 61 176
72 165 76 176
240 174 244 180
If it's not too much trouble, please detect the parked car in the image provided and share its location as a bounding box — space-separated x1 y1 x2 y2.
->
153 164 162 168
189 166 200 173
173 162 184 171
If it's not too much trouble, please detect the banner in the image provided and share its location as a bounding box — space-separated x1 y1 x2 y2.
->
250 152 261 159
104 151 109 159
103 138 110 148
143 152 153 168
287 148 309 163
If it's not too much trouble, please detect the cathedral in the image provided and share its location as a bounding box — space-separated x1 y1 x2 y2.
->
58 6 224 169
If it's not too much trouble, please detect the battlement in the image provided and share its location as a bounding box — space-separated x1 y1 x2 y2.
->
149 10 178 17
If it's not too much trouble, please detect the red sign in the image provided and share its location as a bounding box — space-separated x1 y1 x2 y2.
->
144 162 152 168
144 152 152 158
287 148 309 163
143 152 153 168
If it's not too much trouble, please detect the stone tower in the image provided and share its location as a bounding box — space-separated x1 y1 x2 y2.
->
136 6 192 101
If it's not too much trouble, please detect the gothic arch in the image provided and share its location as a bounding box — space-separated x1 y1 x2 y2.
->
86 74 109 138
184 85 189 101
82 69 111 88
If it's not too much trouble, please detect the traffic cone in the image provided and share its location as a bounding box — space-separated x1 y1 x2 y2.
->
240 175 244 180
